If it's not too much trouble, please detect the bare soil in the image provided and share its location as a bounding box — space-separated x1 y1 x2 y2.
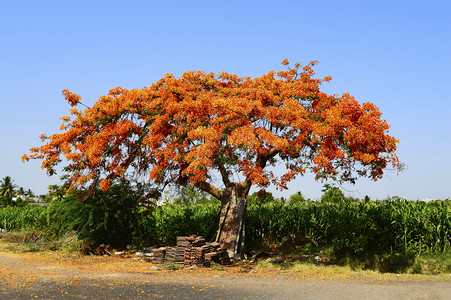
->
0 248 450 299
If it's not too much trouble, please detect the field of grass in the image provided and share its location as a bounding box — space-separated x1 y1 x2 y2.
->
0 198 450 274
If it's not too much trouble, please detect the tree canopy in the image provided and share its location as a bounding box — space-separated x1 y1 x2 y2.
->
23 60 401 200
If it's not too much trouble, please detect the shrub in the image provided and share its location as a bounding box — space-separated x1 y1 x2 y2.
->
45 181 154 247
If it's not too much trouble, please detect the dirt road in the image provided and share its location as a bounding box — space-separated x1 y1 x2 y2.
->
1 250 450 299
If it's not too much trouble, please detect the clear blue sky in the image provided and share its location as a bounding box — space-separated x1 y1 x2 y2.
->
1 1 450 200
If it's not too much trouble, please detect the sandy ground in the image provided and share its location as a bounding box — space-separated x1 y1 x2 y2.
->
1 250 450 299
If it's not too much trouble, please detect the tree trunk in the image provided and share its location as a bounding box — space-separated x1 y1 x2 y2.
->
214 187 247 259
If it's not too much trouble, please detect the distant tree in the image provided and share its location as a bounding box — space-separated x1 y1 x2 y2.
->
18 187 25 195
289 191 305 204
27 189 34 197
11 196 28 207
23 60 402 257
25 189 35 201
248 190 278 205
0 176 17 206
173 184 216 205
345 195 360 202
321 184 346 203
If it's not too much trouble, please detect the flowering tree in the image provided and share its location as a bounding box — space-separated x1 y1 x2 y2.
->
23 60 401 257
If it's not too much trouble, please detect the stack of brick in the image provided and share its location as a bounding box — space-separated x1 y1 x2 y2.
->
151 235 232 268
165 247 176 262
182 235 207 267
152 247 166 264
188 235 206 247
174 236 189 265
204 243 231 267
182 235 232 268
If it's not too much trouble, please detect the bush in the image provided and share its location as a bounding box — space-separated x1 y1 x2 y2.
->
45 181 154 247
289 192 305 204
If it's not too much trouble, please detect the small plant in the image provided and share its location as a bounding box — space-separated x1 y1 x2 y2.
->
161 260 183 271
210 261 224 271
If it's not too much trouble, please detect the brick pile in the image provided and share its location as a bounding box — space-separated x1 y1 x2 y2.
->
156 235 232 268
204 247 231 267
152 246 177 264
174 236 189 265
183 235 206 267
152 247 166 264
165 247 176 262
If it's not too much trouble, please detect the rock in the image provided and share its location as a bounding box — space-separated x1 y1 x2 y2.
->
187 265 199 270
150 266 161 270
314 256 325 265
272 258 285 264
114 251 125 256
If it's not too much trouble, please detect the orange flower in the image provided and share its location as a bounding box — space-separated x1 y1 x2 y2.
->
99 179 111 191
24 61 401 195
62 89 81 107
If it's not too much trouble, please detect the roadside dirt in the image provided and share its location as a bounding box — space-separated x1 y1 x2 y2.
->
1 249 450 299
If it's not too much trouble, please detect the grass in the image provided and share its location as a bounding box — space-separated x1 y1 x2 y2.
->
0 230 82 253
410 254 451 275
252 254 451 277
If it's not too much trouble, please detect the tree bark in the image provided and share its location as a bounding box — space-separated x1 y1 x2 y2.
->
214 187 247 259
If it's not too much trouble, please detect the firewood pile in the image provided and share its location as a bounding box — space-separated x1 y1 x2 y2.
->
157 235 232 267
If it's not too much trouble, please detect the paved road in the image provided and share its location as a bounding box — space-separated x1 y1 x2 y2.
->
2 272 451 299
1 251 450 299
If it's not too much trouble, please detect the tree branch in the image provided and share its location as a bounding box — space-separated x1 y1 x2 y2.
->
194 181 222 200
241 179 253 198
215 157 231 188
257 148 281 169
241 148 282 197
